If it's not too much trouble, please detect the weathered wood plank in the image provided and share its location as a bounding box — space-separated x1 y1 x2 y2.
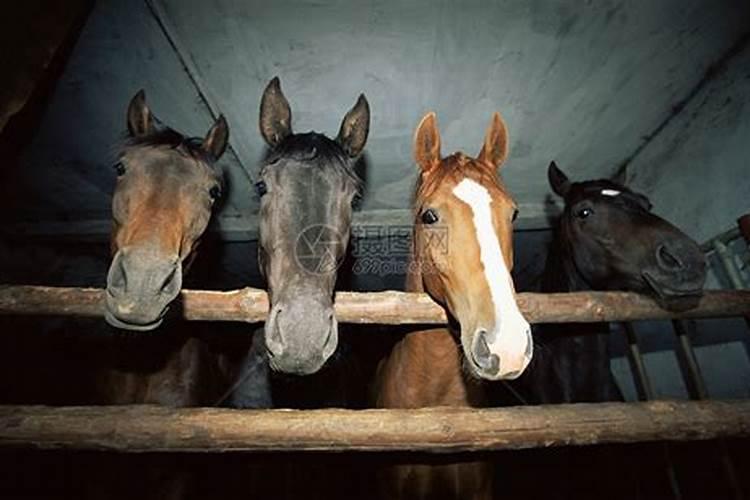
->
0 285 749 325
0 401 747 453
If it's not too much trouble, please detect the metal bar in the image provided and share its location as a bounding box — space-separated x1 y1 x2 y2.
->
623 322 655 400
671 319 743 500
672 320 709 400
700 228 740 253
713 240 747 289
622 322 682 500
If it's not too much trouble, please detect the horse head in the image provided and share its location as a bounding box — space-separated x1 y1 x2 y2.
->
105 90 228 330
411 112 532 380
256 77 370 375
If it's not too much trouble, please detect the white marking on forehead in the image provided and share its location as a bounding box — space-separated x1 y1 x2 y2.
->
601 189 621 197
451 179 515 313
452 178 531 376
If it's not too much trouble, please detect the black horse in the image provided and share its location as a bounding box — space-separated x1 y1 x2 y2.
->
229 76 370 408
218 78 371 500
495 161 707 500
510 161 706 405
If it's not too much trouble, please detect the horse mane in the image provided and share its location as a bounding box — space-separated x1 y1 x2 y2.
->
120 126 220 166
540 227 574 293
264 132 363 191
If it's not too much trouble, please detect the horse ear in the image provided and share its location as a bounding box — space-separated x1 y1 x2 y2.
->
414 112 441 173
336 94 370 158
259 77 292 148
548 161 571 197
203 115 229 160
610 167 627 187
477 112 509 169
127 89 155 137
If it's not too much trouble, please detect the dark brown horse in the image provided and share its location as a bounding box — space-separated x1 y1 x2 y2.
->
509 161 706 404
218 77 371 500
494 162 707 500
374 112 531 499
255 76 369 376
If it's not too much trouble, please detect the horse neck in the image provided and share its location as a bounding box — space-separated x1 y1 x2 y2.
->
540 231 610 337
518 228 620 404
541 230 589 294
375 227 484 408
96 324 226 406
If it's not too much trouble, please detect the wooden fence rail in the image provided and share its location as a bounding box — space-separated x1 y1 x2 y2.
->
0 401 747 453
1 285 750 324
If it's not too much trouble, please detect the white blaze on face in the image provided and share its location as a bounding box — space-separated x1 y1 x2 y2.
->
452 178 532 378
601 189 621 197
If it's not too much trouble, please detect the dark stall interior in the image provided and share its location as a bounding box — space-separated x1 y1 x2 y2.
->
0 1 749 499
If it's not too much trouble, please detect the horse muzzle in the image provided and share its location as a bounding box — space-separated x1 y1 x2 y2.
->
105 247 182 331
641 239 706 311
264 297 338 375
466 319 533 381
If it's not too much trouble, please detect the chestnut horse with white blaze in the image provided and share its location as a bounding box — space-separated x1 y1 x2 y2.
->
375 112 531 499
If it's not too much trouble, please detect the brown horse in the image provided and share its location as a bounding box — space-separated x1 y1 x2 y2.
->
98 89 231 406
375 112 531 499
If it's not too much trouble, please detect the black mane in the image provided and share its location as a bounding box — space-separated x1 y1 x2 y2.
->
264 132 362 188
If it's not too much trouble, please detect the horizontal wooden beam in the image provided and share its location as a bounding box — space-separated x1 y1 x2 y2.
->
0 286 749 324
1 204 559 243
0 401 747 453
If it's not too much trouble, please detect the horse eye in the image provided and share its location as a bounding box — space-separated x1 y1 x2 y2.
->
209 185 222 201
255 180 268 197
352 192 362 209
114 162 126 177
576 207 593 219
511 208 519 222
422 209 439 225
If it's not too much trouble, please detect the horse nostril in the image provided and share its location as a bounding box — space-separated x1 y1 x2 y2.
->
472 330 500 373
475 330 491 359
159 266 179 296
325 311 335 341
108 258 128 294
656 244 684 271
268 307 284 348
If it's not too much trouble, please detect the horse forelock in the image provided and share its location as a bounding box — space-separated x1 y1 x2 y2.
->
566 180 651 214
120 127 221 172
263 132 362 191
414 154 510 213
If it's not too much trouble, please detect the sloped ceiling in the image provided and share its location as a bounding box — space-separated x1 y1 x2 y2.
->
5 0 750 238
